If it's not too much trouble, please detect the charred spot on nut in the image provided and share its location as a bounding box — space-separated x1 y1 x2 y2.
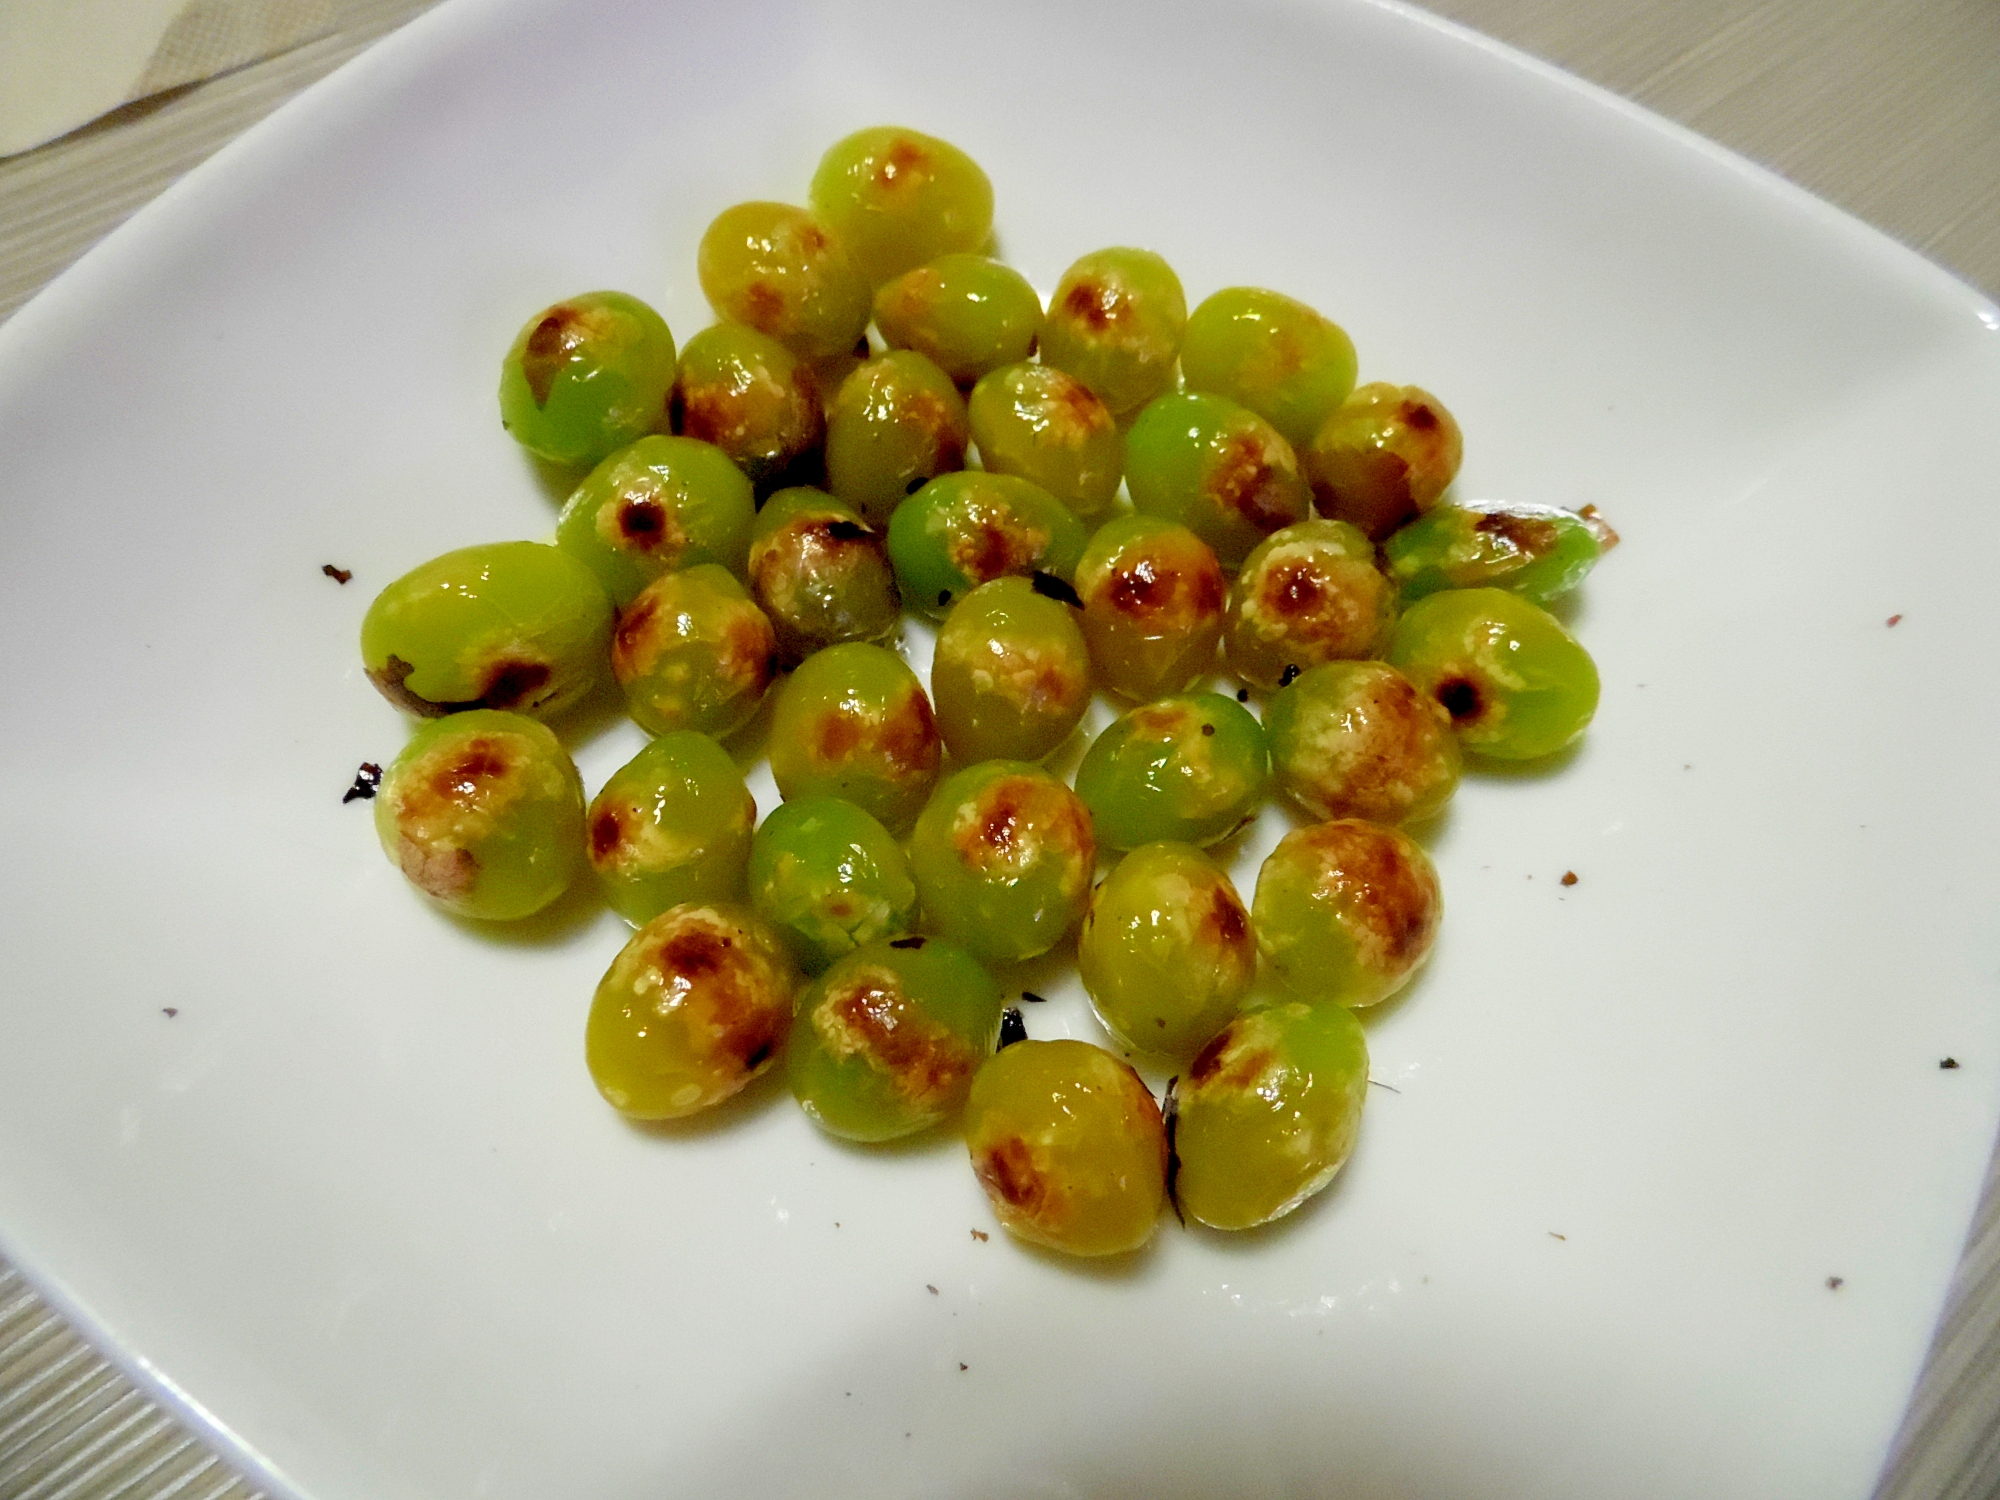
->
826 519 873 541
744 281 787 324
590 808 626 861
342 762 383 804
1279 664 1301 688
618 498 667 546
1205 886 1249 947
1188 1033 1229 1086
522 307 586 406
1268 561 1325 618
479 658 552 711
1031 571 1083 608
878 688 942 775
368 655 451 718
1107 557 1164 615
1436 676 1482 723
1062 277 1123 331
433 741 514 799
1474 509 1560 556
889 935 926 950
998 1007 1028 1049
660 927 730 977
975 1136 1044 1212
876 136 932 188
1402 400 1439 433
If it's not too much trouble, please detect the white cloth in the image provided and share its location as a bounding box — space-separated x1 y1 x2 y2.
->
0 0 336 157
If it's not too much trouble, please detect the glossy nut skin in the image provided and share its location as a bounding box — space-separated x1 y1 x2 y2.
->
1385 587 1600 760
586 730 756 926
747 487 900 664
965 1039 1167 1257
610 564 777 738
1125 391 1311 568
887 470 1089 618
748 796 918 974
1252 820 1442 1007
671 323 824 488
1075 515 1227 701
967 362 1123 522
696 201 871 361
809 126 995 287
1306 382 1464 541
824 351 970 529
931 577 1092 765
787 936 1004 1141
373 710 585 921
767 642 942 832
1172 1001 1370 1230
873 254 1041 385
498 290 676 468
1073 691 1268 851
584 902 801 1120
361 540 613 723
1224 520 1396 691
1179 286 1358 452
1038 247 1187 417
554 435 756 604
1077 842 1255 1056
1263 660 1460 825
908 760 1096 965
1384 499 1613 608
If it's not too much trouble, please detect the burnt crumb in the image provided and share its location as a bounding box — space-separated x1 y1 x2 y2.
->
826 519 873 541
1942 1057 1961 1069
1827 1276 1844 1290
1031 570 1084 608
1887 614 1903 627
342 762 384 803
1560 870 1578 887
162 1007 179 1019
1548 1231 1567 1241
1367 1077 1402 1094
970 1228 988 1242
938 589 953 608
322 564 353 584
1279 664 1301 687
959 1363 968 1372
889 935 927 950
1163 1076 1184 1226
1019 990 1046 1004
1236 687 1249 702
926 1284 939 1295
998 1007 1028 1048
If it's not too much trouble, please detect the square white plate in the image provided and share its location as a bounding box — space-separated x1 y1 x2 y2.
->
3 1 1999 1497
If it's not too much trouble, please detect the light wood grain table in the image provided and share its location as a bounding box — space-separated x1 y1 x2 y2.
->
2 2 1997 1497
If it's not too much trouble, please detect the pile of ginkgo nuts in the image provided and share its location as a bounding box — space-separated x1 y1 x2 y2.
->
354 124 1614 1258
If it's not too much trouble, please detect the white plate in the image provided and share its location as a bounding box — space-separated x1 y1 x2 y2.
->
4 1 1999 1496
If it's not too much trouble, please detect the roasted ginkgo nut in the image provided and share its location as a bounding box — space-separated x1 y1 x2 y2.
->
1384 499 1615 607
554 435 755 604
696 201 871 361
747 797 918 974
931 576 1092 765
809 126 995 287
1077 842 1256 1057
887 470 1089 618
584 902 801 1120
767 642 942 832
586 730 756 926
1306 382 1464 540
671 323 825 488
965 1039 1167 1257
1179 286 1358 452
1074 515 1227 701
374 710 586 921
1264 660 1461 825
1224 519 1396 691
747 487 901 664
1125 390 1312 568
361 541 613 723
907 760 1096 965
610 564 777 738
498 290 677 468
1252 819 1442 1007
1039 247 1187 417
787 936 1005 1141
967 362 1123 522
1172 1001 1370 1230
1072 691 1269 851
824 351 970 529
873 255 1042 385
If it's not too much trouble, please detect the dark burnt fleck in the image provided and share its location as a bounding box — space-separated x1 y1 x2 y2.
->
590 810 625 860
1188 1033 1229 1085
971 1228 988 1241
1162 1076 1184 1226
927 1284 939 1295
1279 664 1301 688
744 1039 774 1071
1403 401 1440 433
998 1007 1028 1049
1031 571 1083 608
342 762 384 803
480 659 552 711
619 498 666 545
1887 614 1903 627
826 519 873 541
959 1363 968 1372
522 308 583 407
1827 1276 1844 1290
322 564 352 584
1236 687 1250 702
1436 676 1481 722
853 336 871 357
1019 990 1046 1004
1200 722 1215 737
162 1007 179 1019
1942 1057 1961 1069
889 935 927 950
1561 870 1578 887
938 590 953 608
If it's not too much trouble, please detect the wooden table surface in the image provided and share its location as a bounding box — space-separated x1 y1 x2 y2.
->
2 2 1997 1497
